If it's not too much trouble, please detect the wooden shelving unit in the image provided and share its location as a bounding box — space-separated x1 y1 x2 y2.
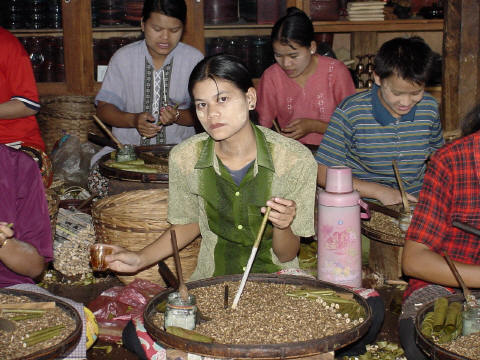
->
10 0 444 99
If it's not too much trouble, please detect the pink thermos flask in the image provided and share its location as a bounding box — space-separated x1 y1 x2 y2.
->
316 166 370 287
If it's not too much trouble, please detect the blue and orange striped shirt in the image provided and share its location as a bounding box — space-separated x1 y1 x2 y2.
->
314 84 444 196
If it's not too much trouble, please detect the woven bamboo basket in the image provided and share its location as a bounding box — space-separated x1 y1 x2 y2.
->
36 95 102 154
46 188 60 241
92 189 201 285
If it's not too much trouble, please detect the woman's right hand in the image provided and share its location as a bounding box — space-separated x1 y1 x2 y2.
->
134 112 163 138
105 244 143 273
0 222 13 242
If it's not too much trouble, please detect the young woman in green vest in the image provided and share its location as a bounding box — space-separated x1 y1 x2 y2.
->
105 54 317 280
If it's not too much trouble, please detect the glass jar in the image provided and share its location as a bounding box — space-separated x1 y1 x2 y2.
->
115 144 137 162
462 305 480 336
164 292 197 331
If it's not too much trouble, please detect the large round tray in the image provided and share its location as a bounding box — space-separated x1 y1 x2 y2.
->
0 288 82 360
144 273 372 359
98 144 174 183
415 293 480 360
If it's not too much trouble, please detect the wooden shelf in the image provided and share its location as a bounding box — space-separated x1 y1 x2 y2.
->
204 19 443 37
312 19 443 33
204 23 274 37
10 29 63 37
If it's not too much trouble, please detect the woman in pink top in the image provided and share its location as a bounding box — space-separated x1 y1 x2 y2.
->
256 7 355 146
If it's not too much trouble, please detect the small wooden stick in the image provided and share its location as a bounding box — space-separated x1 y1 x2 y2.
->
170 230 189 302
232 207 271 309
0 302 56 310
392 160 411 214
272 119 282 133
93 115 124 150
443 252 477 309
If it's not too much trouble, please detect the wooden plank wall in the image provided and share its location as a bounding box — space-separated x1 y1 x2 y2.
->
442 0 480 131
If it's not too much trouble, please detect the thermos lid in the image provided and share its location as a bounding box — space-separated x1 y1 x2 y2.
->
325 166 353 193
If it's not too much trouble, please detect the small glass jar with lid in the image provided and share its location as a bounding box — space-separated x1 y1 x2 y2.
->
462 304 480 336
164 292 197 331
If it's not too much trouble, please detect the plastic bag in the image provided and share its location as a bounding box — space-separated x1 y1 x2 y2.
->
87 279 165 342
51 135 99 187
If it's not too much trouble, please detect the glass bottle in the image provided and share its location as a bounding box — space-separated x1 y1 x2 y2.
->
29 37 45 82
164 292 197 331
250 36 267 78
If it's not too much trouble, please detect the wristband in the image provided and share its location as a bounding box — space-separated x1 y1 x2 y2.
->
174 109 180 122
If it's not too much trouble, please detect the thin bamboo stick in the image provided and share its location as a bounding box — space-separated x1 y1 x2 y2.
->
392 160 411 213
92 115 124 149
232 207 271 309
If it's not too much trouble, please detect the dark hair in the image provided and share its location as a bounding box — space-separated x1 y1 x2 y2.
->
189 54 254 97
461 103 480 137
270 7 314 48
142 0 186 24
189 54 257 123
374 36 434 85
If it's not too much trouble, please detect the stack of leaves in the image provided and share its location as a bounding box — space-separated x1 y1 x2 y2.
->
286 288 365 324
340 340 406 360
421 297 463 343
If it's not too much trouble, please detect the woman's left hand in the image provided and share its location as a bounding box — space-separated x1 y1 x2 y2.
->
281 118 315 139
262 197 296 230
159 105 179 126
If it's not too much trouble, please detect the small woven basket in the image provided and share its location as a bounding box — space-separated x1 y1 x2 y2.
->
92 189 200 285
37 95 102 154
45 188 60 241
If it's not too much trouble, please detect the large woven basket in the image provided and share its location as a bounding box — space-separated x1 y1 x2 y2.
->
92 189 201 285
37 95 101 154
46 188 60 240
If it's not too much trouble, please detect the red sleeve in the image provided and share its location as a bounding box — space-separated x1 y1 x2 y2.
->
404 151 451 252
1 30 39 104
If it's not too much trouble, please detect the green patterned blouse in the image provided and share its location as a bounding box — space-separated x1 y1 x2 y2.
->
168 124 317 281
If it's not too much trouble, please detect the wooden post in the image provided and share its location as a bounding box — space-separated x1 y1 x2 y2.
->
184 0 205 54
442 0 480 132
61 0 95 94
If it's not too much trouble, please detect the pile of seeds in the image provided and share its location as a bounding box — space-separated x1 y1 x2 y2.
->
0 294 77 360
363 208 405 239
53 208 96 277
435 333 480 359
153 281 365 344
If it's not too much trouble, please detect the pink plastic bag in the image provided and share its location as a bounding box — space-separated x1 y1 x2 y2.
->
88 279 165 342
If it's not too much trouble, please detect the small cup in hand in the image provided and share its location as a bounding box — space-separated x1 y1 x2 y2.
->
90 244 113 271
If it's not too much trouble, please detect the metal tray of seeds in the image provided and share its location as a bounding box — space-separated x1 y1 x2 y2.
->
415 293 480 360
99 144 174 183
144 273 372 359
0 288 82 360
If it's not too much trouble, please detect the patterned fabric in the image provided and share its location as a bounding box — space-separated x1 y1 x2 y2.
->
403 132 480 299
168 124 318 281
141 59 173 146
87 162 109 199
91 40 203 165
256 55 356 146
314 84 444 196
0 27 45 151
